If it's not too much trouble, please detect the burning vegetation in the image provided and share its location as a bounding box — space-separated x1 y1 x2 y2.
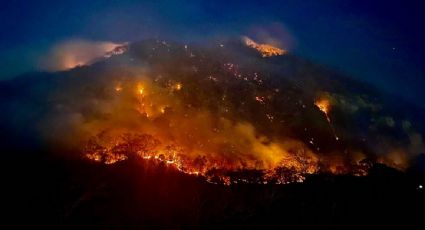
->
39 40 127 71
315 95 339 140
8 38 422 186
83 78 321 185
242 36 286 57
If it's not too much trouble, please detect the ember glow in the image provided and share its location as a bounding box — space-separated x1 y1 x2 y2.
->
31 39 420 186
3 2 424 228
83 79 321 185
315 96 339 141
315 98 331 116
74 62 370 185
243 36 286 57
39 40 126 71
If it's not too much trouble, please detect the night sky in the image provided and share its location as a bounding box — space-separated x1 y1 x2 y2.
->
1 0 424 107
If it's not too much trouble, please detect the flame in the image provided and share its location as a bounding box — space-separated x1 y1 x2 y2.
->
315 98 331 116
174 83 182 91
315 97 339 141
34 40 414 186
243 36 286 57
79 78 373 185
137 84 145 95
115 84 123 92
84 131 320 184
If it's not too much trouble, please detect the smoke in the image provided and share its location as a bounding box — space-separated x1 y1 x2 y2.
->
38 71 318 177
3 38 423 184
246 23 296 51
325 92 425 169
38 39 123 71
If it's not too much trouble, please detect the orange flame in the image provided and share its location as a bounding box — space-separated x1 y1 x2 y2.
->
79 80 374 185
243 36 287 57
314 98 331 116
315 97 339 141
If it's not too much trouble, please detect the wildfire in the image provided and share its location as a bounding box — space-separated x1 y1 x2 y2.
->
84 132 321 185
30 39 415 187
174 83 182 91
103 44 128 58
80 80 373 185
80 79 328 185
315 98 330 116
137 84 145 95
115 84 123 92
243 36 286 57
40 40 127 71
315 97 339 141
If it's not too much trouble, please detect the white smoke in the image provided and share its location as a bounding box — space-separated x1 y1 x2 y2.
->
39 39 123 71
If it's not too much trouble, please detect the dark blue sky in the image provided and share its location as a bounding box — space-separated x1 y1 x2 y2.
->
1 0 424 107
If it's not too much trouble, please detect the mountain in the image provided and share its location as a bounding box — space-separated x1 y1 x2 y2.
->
1 38 424 228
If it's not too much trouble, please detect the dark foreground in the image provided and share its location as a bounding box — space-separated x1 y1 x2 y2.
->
4 151 424 229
